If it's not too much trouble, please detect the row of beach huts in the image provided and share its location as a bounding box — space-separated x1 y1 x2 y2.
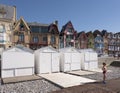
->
0 45 98 78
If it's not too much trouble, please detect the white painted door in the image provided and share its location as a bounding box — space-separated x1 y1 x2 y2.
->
40 53 51 74
64 64 71 72
84 52 90 62
51 53 60 72
71 53 81 63
64 53 71 63
71 63 81 70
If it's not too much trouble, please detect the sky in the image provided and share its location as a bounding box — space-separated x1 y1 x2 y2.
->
1 0 120 33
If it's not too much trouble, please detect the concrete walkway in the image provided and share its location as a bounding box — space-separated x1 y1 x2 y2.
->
39 72 96 88
67 70 96 76
2 75 41 84
88 68 112 73
50 78 120 93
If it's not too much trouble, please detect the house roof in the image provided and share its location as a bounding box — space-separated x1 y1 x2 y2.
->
77 31 84 37
93 30 102 37
14 17 30 30
27 22 49 27
60 21 75 34
28 22 59 34
48 23 59 34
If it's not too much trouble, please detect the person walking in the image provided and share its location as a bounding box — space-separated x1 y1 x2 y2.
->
102 62 107 84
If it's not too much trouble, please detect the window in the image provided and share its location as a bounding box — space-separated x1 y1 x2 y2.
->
19 23 25 31
68 28 72 32
19 34 24 42
33 37 39 43
66 35 73 40
51 35 56 44
43 37 47 42
30 26 48 33
0 34 4 42
0 14 3 18
30 26 39 33
41 27 48 33
0 25 5 32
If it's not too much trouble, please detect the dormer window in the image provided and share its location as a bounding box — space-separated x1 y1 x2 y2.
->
51 35 56 44
19 23 24 31
113 34 116 38
68 28 72 33
51 29 55 34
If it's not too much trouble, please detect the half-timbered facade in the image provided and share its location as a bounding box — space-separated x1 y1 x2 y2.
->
60 21 76 48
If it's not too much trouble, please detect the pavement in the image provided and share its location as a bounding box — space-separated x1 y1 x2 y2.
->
39 72 96 88
2 75 41 84
67 70 96 76
88 68 112 73
50 78 120 93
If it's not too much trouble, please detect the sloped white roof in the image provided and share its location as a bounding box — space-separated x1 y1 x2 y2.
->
79 48 96 53
59 47 79 53
34 46 59 53
3 44 33 53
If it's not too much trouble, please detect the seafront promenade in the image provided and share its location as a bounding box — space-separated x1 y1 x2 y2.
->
0 57 120 93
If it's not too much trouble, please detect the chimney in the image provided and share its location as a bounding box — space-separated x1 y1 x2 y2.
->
54 20 58 26
13 5 17 21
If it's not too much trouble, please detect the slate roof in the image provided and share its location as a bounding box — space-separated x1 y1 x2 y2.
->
27 22 49 27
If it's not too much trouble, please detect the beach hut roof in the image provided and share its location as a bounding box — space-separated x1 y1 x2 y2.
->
35 46 58 53
79 48 96 53
59 47 79 53
4 44 33 53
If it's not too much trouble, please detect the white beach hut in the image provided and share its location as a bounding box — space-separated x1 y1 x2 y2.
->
1 45 34 78
60 47 82 72
0 48 4 59
34 46 60 74
79 49 98 70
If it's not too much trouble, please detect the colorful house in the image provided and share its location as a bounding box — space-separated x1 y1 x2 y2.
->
86 31 94 49
93 30 104 55
77 31 88 49
28 21 59 50
0 4 16 49
102 30 108 54
13 17 30 47
108 32 120 56
60 21 76 48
